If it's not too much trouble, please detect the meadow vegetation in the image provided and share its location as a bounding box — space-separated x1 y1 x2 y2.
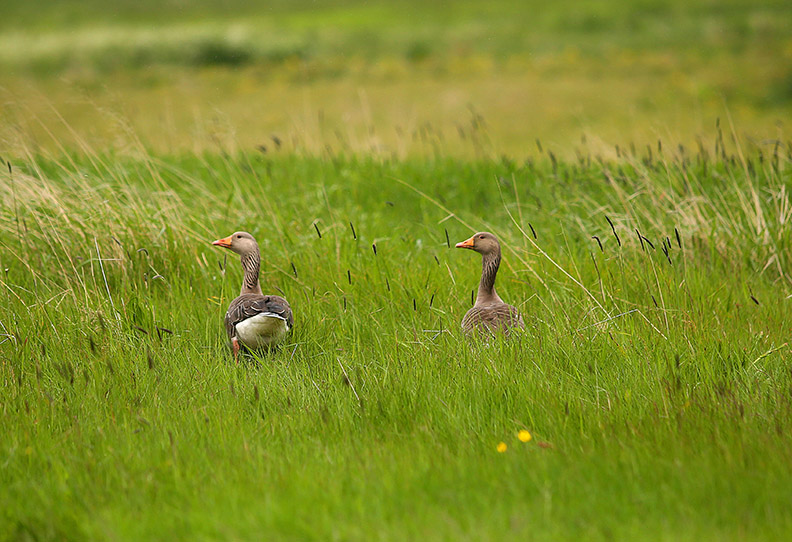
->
2 130 791 539
1 0 791 157
1 0 792 540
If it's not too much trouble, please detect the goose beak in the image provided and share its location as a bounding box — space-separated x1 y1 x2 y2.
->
455 236 475 249
212 236 233 248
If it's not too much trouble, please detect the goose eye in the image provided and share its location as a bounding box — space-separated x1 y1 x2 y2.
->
236 235 242 239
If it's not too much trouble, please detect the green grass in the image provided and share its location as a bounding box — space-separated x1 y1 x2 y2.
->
1 0 792 539
1 0 791 157
1 134 791 539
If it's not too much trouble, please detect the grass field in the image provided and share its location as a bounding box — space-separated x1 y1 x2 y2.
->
2 1 792 540
2 137 791 539
2 0 792 157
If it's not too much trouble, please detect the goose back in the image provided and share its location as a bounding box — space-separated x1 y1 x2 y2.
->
225 294 293 344
462 302 524 335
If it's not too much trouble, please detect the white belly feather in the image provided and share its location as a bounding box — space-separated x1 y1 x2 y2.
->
235 312 290 349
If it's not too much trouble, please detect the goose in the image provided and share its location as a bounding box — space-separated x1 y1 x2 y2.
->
455 232 524 335
212 231 293 361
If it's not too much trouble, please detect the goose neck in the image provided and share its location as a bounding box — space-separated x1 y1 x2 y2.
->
240 251 263 296
476 251 501 304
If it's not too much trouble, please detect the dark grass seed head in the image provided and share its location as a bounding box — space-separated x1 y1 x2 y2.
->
605 216 621 246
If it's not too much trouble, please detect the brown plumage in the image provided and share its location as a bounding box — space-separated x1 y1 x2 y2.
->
212 231 293 361
224 294 293 342
455 232 524 336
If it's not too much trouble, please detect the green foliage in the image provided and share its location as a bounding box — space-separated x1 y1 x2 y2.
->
1 141 791 539
1 0 790 159
1 2 790 538
2 0 791 72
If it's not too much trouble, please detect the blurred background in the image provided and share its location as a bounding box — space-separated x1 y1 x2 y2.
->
1 0 790 158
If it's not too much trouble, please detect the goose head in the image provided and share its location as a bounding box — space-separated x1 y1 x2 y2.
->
455 232 500 256
211 231 259 256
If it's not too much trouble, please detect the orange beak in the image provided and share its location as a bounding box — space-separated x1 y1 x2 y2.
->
212 236 233 248
455 236 475 249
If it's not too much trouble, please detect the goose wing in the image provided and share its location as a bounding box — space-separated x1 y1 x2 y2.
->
225 294 293 339
462 303 524 335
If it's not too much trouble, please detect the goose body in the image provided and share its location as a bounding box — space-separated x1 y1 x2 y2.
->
456 232 524 336
225 294 292 348
235 312 290 348
461 301 522 334
212 232 293 360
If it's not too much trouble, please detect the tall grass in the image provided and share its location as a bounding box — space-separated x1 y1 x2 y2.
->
2 0 791 161
1 127 791 538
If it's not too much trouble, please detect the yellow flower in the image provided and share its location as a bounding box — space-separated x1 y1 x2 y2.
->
496 442 507 453
518 430 532 443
